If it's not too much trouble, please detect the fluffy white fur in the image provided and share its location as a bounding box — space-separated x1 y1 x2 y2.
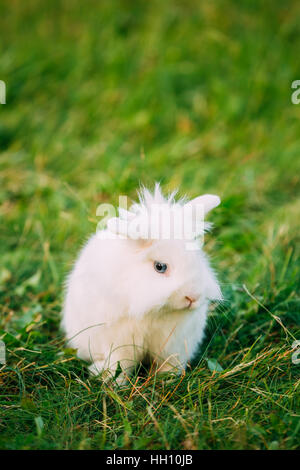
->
61 184 222 384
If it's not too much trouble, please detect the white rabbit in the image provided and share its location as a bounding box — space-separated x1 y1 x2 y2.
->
61 184 222 384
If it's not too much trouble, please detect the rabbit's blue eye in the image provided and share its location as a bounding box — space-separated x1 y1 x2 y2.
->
154 261 168 274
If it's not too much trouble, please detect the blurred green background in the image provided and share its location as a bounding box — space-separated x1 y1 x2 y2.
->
0 0 299 450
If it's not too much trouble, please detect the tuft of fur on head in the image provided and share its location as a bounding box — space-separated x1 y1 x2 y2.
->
107 182 218 245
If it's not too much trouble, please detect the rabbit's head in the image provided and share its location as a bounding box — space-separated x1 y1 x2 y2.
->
105 184 222 317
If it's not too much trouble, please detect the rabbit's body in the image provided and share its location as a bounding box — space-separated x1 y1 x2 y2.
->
62 185 221 383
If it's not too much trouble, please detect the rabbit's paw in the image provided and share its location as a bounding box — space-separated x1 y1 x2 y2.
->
89 361 129 387
114 371 130 388
88 361 113 381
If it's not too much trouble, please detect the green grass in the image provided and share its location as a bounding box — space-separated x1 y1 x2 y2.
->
0 0 300 450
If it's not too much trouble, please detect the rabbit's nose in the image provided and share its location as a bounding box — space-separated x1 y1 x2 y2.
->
185 296 196 308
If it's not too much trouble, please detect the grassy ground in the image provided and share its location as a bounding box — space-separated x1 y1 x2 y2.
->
0 0 300 450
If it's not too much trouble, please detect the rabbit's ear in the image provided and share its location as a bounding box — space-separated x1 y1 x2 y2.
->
118 208 136 221
186 194 220 215
107 208 136 237
107 214 152 246
107 217 129 237
107 216 153 250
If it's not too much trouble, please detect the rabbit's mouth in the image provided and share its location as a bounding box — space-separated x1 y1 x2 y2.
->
160 295 200 313
185 296 196 309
